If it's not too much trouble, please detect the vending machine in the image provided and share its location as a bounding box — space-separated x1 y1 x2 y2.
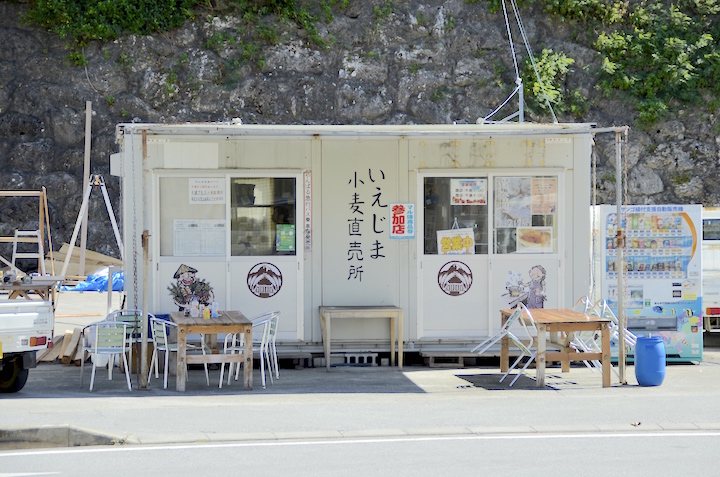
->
595 204 703 361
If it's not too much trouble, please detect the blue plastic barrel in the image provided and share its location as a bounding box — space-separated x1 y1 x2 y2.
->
635 336 666 386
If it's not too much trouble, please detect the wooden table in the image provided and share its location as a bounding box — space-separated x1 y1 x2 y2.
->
0 275 63 307
500 307 612 388
319 306 403 371
170 311 253 391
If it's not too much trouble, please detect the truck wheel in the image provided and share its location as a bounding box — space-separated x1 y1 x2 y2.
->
0 359 29 393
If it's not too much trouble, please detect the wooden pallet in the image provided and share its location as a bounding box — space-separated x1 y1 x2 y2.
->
420 351 481 368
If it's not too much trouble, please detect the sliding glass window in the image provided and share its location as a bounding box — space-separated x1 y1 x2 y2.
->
494 176 558 254
230 177 296 256
423 177 489 255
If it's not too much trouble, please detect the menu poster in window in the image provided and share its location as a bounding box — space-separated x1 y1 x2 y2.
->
495 177 531 227
531 177 557 214
174 219 201 256
451 179 487 205
437 228 475 255
189 178 225 204
200 220 226 256
516 226 553 253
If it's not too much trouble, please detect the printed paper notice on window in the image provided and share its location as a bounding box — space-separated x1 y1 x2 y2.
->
200 220 226 256
276 224 296 252
189 178 225 204
174 219 201 256
174 219 226 256
531 177 557 215
451 179 487 205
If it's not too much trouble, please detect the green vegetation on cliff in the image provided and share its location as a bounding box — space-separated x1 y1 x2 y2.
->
539 0 720 124
23 0 323 46
23 0 197 45
21 0 720 125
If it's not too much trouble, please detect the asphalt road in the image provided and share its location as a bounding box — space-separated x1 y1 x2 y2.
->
0 430 718 476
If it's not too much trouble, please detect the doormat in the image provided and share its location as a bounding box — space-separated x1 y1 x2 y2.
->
458 373 558 390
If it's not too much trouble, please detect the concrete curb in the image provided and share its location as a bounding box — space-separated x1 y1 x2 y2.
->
3 423 720 449
0 426 138 449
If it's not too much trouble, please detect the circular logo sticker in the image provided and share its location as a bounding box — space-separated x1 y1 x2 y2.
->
438 261 473 296
247 262 283 298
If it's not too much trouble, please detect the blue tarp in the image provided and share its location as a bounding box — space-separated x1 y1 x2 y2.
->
61 271 124 292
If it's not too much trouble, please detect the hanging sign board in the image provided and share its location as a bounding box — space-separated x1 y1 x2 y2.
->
303 171 312 252
437 228 475 255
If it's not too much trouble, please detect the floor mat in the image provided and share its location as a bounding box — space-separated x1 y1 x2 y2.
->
459 373 559 390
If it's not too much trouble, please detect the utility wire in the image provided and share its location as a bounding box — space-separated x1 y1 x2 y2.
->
509 0 558 123
501 0 520 81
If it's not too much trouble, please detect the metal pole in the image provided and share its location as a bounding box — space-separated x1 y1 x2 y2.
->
615 130 627 384
140 231 149 388
517 77 524 123
79 101 92 276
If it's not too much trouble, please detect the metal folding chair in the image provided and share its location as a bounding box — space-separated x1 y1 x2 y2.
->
472 306 524 356
500 303 539 387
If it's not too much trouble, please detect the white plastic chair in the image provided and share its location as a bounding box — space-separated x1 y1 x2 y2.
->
79 320 106 389
221 311 280 389
82 321 132 392
107 309 146 373
218 310 279 384
148 316 210 389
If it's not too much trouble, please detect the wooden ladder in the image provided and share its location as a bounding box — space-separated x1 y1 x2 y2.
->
12 229 46 275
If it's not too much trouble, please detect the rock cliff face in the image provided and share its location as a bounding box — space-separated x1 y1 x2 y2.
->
1 1 718 266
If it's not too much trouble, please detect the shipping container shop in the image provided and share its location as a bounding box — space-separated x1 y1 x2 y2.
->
114 123 596 361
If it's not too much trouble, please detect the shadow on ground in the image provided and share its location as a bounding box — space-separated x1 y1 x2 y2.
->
14 362 428 398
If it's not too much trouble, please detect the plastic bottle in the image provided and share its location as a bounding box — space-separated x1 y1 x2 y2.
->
190 297 199 318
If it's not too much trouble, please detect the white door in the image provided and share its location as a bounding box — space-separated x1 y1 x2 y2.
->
417 175 491 339
227 174 303 341
419 256 490 338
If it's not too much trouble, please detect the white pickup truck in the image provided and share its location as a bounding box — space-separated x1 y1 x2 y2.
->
703 208 720 332
0 282 58 393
